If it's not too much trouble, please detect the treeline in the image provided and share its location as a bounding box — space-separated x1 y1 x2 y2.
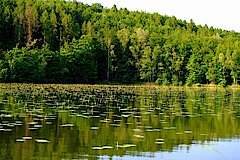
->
1 0 240 85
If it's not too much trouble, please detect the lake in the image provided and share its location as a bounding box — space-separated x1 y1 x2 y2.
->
0 84 240 160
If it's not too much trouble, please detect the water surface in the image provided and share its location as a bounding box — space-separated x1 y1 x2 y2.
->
0 84 240 159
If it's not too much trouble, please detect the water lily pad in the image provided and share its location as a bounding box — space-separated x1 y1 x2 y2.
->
100 119 110 123
184 130 193 134
132 129 141 132
92 146 103 150
4 115 12 118
156 138 164 141
22 136 32 140
200 133 207 136
33 125 43 128
163 127 170 130
110 123 121 127
122 115 129 118
28 122 38 125
118 144 136 148
14 123 23 126
7 123 15 127
29 127 38 130
2 129 12 132
133 135 144 138
91 127 99 130
102 146 113 149
61 124 74 127
35 139 50 143
146 129 154 132
16 139 25 142
176 132 183 135
91 115 101 118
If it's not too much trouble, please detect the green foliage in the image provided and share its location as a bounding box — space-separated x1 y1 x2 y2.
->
1 0 240 85
2 42 47 83
60 35 97 83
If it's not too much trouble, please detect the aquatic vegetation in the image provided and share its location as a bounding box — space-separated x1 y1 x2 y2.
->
0 84 240 159
35 139 50 143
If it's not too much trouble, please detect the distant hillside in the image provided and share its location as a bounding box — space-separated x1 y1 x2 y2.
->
1 0 240 85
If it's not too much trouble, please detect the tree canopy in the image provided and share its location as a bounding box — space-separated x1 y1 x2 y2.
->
1 0 240 85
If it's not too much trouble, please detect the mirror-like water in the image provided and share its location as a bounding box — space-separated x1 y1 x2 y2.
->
0 84 240 160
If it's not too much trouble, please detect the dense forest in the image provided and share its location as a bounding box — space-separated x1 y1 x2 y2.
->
1 0 240 85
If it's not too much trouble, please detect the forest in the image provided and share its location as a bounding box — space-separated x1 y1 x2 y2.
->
1 0 240 85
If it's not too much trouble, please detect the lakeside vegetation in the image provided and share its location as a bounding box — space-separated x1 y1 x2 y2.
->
1 0 240 85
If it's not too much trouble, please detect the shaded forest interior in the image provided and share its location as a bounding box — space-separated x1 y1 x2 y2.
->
1 0 240 85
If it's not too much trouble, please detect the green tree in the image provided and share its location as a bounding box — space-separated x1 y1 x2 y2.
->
106 37 115 81
50 10 58 50
40 10 51 44
60 35 97 83
25 0 38 43
140 46 152 82
117 28 130 52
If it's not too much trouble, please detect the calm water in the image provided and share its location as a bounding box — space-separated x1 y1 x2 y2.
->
0 84 240 160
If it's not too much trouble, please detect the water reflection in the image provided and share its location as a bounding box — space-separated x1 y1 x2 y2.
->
0 84 240 159
113 139 240 160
